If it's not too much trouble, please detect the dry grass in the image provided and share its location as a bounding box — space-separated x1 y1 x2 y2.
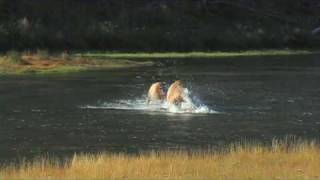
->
1 139 320 180
0 52 153 75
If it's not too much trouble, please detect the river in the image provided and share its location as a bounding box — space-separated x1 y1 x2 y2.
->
1 54 320 163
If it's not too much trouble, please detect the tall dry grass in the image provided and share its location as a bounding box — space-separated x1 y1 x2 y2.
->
1 139 320 180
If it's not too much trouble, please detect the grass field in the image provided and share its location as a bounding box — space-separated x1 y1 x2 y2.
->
1 139 319 180
77 49 318 59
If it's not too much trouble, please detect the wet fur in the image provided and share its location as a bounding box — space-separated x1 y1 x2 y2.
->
166 80 185 105
147 82 165 103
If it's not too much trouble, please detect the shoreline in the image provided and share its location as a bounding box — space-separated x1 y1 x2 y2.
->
0 53 154 76
0 49 319 75
78 49 319 59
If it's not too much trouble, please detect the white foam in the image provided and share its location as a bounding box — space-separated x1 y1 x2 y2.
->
82 88 217 114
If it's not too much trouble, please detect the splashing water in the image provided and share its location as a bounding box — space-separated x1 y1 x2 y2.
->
165 88 215 114
82 88 217 114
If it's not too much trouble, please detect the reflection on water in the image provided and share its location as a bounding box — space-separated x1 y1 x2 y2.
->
1 55 320 163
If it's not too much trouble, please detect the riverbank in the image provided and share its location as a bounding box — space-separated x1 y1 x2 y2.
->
0 50 319 75
1 140 319 180
78 49 318 59
0 51 153 75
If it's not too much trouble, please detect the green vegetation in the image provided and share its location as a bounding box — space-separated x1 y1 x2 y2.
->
1 139 319 180
79 49 318 59
5 50 23 64
0 49 318 75
0 51 153 75
35 49 50 60
0 0 319 51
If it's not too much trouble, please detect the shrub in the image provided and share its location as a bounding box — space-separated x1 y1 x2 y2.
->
60 50 72 61
36 49 49 60
6 50 23 64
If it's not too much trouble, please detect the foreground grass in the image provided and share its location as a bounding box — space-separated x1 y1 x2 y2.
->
1 140 320 180
78 49 319 59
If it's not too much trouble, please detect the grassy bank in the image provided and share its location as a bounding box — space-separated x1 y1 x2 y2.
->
1 139 319 180
1 50 319 75
78 49 319 59
0 51 153 75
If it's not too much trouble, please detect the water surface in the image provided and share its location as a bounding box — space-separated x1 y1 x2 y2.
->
1 55 320 163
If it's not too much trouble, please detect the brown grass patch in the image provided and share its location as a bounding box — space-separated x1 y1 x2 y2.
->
1 140 320 180
0 53 153 74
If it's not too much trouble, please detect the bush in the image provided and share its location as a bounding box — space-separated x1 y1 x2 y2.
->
36 49 49 60
6 50 23 64
60 50 72 61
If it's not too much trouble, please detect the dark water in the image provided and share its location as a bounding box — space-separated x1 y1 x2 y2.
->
1 55 320 163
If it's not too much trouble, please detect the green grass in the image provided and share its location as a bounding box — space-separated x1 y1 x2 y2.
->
77 49 319 59
1 49 319 76
26 66 87 75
